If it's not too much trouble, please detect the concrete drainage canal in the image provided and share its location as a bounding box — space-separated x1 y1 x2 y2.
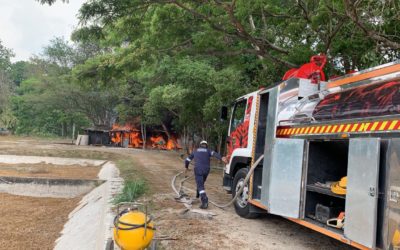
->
0 155 123 250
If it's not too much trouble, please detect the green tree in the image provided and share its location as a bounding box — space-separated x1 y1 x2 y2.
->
36 0 400 147
10 61 28 86
75 1 399 73
0 39 15 128
9 38 106 136
42 37 75 69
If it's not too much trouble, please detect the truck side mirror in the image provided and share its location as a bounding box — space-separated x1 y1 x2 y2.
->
220 106 228 121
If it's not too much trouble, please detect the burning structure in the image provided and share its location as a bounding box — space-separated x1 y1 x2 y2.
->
110 124 143 148
110 123 181 150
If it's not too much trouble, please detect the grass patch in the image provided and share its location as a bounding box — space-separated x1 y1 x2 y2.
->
113 179 147 204
115 159 142 180
114 159 152 202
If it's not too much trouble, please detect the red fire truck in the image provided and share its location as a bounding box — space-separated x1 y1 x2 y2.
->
221 58 400 249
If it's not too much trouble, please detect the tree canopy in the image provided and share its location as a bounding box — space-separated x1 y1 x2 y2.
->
0 0 399 148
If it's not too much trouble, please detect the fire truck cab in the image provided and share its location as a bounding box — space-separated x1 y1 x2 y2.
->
222 60 400 250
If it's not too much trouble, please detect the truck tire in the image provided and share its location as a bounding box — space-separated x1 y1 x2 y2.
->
232 168 258 219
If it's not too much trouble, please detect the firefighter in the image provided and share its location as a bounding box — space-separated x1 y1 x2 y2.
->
184 140 227 209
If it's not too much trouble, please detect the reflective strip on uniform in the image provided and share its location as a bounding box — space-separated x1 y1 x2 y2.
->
186 158 191 162
199 190 206 194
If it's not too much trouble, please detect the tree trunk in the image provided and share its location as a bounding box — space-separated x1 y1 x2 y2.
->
184 126 190 154
217 134 222 154
161 122 171 140
191 132 195 152
343 57 352 73
141 122 147 150
183 126 187 153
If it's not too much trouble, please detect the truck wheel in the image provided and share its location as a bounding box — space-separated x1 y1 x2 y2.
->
232 168 258 219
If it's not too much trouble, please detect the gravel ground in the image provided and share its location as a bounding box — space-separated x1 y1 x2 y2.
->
0 162 100 179
0 193 80 250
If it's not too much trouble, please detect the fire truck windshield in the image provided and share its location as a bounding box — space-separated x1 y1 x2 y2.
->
230 100 246 133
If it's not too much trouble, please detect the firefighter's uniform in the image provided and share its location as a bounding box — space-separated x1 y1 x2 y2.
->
185 144 222 209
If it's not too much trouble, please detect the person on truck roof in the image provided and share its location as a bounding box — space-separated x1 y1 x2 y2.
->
185 140 227 209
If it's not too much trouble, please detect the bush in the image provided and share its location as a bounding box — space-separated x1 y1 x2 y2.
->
113 179 147 204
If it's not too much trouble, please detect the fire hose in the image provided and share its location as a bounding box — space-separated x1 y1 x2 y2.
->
171 154 264 209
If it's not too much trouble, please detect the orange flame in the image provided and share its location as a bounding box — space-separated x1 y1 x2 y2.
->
111 123 142 148
129 131 143 148
150 135 166 149
111 131 122 144
111 123 181 150
149 135 182 150
166 137 181 150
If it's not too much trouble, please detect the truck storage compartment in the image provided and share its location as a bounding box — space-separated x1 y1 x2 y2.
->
252 166 263 199
252 92 269 200
306 140 348 186
304 140 348 232
305 192 345 225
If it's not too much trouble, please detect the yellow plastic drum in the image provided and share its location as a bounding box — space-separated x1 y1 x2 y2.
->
113 211 155 250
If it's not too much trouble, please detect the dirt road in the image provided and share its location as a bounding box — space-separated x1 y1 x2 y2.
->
0 137 353 249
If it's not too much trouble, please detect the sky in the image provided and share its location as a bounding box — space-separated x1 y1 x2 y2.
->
0 0 86 62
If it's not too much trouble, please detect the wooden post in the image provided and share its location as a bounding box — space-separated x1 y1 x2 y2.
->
72 123 75 143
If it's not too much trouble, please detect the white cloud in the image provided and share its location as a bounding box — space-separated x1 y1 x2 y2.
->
0 0 85 62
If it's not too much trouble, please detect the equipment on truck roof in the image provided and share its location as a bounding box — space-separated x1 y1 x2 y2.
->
282 54 327 82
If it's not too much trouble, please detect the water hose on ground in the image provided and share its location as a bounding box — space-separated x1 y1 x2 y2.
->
171 172 193 196
171 154 264 209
